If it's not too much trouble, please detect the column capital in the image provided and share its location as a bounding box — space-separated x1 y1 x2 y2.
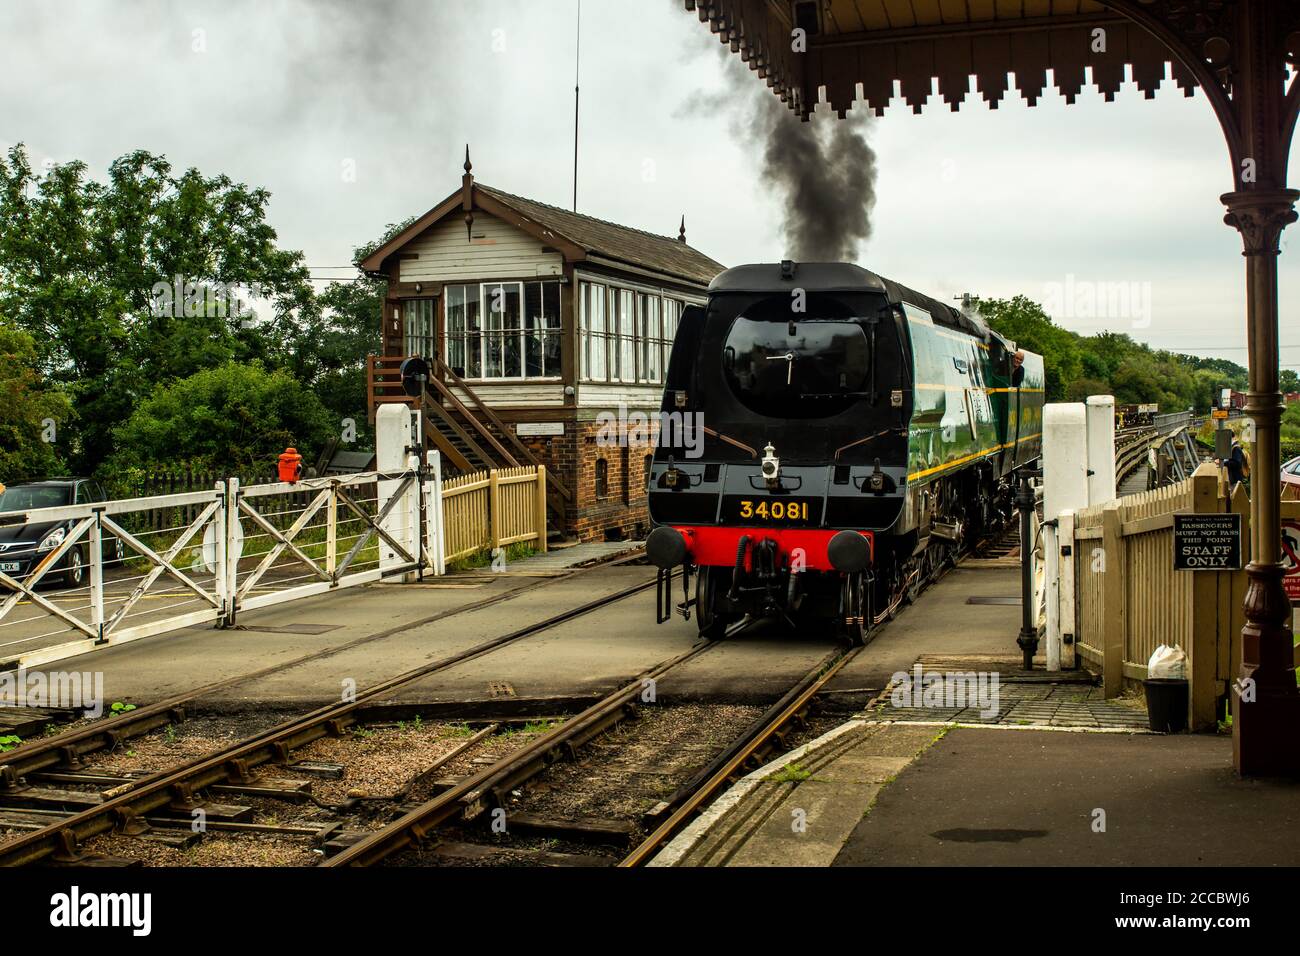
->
1221 189 1300 256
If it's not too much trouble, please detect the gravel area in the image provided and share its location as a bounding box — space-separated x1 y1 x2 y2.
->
84 831 319 867
89 712 295 775
66 717 563 867
515 703 764 824
10 703 841 867
292 719 559 804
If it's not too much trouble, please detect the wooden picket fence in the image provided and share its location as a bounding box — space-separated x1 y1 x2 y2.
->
1071 462 1248 730
440 465 548 564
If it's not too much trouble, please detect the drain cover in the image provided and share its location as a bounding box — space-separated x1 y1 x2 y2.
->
966 596 1022 606
237 623 343 635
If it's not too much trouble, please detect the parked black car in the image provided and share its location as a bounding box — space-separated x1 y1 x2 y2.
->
0 478 125 588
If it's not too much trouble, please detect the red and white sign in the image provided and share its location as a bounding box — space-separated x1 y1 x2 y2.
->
1282 519 1300 604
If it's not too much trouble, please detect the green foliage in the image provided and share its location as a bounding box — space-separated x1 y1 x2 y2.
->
1282 403 1300 462
0 734 21 752
977 296 1248 409
108 362 334 472
446 541 538 573
0 144 320 473
110 701 136 714
768 762 813 782
975 296 1081 400
0 316 72 481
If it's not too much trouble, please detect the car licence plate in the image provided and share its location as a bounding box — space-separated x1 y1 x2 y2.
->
0 562 21 573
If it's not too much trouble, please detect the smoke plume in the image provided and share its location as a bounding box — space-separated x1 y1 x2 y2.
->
757 102 876 262
695 46 877 263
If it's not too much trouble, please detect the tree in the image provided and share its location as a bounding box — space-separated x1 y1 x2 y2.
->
286 217 416 444
0 145 315 473
108 363 334 472
0 317 73 482
976 295 1081 400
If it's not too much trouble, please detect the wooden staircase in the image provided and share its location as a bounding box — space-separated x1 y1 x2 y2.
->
367 354 572 527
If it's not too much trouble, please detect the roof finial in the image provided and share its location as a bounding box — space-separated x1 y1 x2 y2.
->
462 146 475 241
678 215 686 243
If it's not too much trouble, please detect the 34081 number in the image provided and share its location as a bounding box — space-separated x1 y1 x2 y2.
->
738 500 810 522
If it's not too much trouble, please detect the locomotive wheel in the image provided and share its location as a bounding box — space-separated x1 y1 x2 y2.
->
696 567 732 639
840 572 868 647
904 554 925 606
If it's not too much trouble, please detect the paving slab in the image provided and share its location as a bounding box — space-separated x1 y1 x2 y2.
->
651 721 943 867
826 565 1033 697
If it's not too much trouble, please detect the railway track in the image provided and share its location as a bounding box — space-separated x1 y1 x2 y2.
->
326 527 1000 868
0 556 660 866
0 525 1007 868
0 550 648 790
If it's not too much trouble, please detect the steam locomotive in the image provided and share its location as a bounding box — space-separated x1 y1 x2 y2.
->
645 262 1044 644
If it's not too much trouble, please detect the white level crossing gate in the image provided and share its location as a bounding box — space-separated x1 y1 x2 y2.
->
0 466 429 669
0 406 548 669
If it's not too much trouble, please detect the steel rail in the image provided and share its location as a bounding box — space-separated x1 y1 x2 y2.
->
324 640 715 867
0 566 658 866
618 644 862 867
0 549 646 788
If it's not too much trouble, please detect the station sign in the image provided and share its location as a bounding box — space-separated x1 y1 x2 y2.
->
1212 409 1229 420
1173 513 1242 571
1283 519 1300 604
516 422 564 437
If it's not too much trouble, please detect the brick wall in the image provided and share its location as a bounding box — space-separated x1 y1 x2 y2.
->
568 420 658 542
494 413 658 542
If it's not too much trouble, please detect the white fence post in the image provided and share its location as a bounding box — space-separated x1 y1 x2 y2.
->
1058 509 1077 668
1085 395 1117 506
1043 403 1090 671
376 404 420 581
223 478 239 626
89 509 105 645
426 450 446 576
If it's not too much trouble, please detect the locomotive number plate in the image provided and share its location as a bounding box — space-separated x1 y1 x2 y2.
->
722 495 822 527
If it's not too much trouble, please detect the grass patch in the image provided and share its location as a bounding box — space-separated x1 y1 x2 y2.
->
446 541 537 574
501 718 563 736
768 762 814 783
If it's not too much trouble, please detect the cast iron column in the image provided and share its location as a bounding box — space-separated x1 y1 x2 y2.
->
1218 0 1300 776
1224 187 1300 775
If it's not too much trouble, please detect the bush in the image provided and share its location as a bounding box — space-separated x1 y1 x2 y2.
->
107 362 335 473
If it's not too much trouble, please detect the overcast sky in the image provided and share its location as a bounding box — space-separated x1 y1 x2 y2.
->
1 0 1295 369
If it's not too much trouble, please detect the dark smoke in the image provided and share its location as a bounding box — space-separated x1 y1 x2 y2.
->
683 41 877 263
756 99 876 262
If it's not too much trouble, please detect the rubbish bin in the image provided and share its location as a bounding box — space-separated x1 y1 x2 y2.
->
1142 678 1189 733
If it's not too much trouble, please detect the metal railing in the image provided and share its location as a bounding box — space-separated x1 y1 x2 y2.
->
0 451 552 668
0 468 423 669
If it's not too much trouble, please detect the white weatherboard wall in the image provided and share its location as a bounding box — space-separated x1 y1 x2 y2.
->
1043 403 1090 671
1085 395 1117 506
399 213 562 283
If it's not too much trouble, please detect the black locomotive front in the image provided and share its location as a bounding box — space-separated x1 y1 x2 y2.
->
646 263 911 643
